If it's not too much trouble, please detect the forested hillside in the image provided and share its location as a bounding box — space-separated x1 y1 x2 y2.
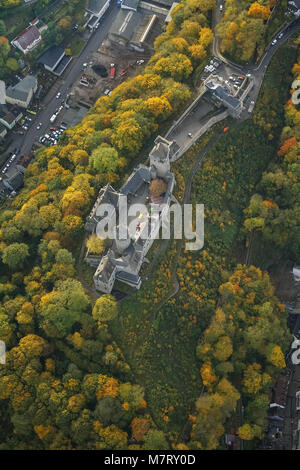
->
0 0 215 450
217 0 279 62
0 0 298 451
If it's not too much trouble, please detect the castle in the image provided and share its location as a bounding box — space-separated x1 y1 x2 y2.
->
84 136 177 293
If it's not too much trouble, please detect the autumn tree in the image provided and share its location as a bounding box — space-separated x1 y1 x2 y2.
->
86 234 107 255
92 295 118 325
149 179 167 197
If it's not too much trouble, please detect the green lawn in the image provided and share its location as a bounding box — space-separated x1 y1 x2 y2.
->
70 38 86 56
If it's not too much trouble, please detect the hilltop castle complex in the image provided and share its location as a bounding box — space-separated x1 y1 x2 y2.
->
84 136 177 293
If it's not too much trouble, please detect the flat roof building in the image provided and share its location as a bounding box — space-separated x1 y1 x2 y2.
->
109 9 157 51
61 104 89 128
121 0 140 11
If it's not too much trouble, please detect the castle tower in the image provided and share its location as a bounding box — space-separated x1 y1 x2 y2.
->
149 136 172 178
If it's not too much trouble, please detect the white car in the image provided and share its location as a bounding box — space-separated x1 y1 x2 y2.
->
36 122 42 130
271 39 277 46
56 92 61 99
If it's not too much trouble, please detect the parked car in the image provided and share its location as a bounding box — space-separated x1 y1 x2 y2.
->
56 92 61 99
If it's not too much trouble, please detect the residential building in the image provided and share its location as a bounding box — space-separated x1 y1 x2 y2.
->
0 165 26 198
85 136 176 293
6 75 38 109
84 0 111 30
11 22 42 54
0 104 23 130
38 46 72 76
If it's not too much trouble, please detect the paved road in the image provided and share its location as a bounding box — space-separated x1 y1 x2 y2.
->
7 2 119 158
4 2 300 170
213 0 300 75
211 1 300 119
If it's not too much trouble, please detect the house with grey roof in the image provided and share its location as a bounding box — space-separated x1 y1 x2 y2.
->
6 75 37 109
12 23 42 54
0 104 23 130
38 46 72 76
0 165 26 198
205 75 243 118
85 135 176 293
84 0 111 30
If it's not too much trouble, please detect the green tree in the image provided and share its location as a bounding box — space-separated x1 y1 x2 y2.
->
2 243 29 270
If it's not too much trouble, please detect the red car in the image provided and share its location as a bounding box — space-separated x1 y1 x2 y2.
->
110 63 116 79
